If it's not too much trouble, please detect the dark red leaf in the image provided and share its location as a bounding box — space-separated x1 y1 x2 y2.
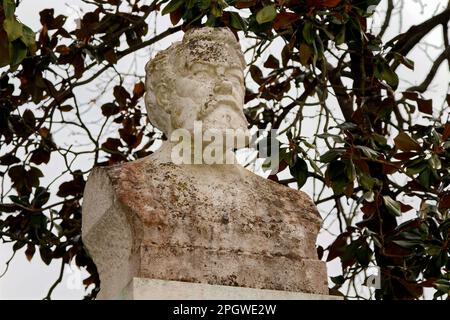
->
114 85 130 108
273 12 300 30
442 123 450 141
30 147 51 165
103 49 118 64
170 7 183 26
400 203 414 213
317 245 324 260
394 132 421 151
72 52 85 79
234 0 257 9
327 233 349 262
439 193 450 210
263 54 279 69
403 91 419 100
101 103 119 117
58 105 73 112
393 152 418 161
23 109 35 129
102 138 122 151
57 172 85 197
417 98 432 115
25 244 35 262
249 65 264 85
39 246 53 265
0 154 20 166
133 81 145 98
383 162 401 174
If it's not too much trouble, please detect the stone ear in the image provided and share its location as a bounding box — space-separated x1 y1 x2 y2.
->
155 83 169 109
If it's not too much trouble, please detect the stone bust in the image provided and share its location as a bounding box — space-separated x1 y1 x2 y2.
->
145 27 248 137
82 27 328 299
144 27 250 164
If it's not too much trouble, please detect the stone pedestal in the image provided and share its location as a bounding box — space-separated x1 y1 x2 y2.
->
120 278 341 300
82 158 329 299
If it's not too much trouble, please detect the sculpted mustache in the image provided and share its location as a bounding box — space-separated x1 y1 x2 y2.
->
199 99 241 119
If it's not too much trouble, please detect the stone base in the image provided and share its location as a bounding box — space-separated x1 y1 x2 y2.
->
116 278 341 300
82 158 329 299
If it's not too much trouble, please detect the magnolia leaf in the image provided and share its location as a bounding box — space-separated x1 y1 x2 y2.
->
9 39 27 67
394 132 421 151
383 195 401 217
256 5 277 24
20 25 36 51
3 18 23 41
229 12 247 31
161 0 184 15
3 0 16 19
290 158 308 188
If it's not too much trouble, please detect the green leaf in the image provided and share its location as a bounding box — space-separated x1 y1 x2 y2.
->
162 0 184 15
355 247 372 267
320 149 343 163
13 241 26 251
290 158 308 188
374 59 399 89
205 14 216 27
424 244 442 256
229 11 247 31
393 240 420 248
0 31 10 67
383 195 401 217
2 0 16 19
326 161 348 194
39 246 53 265
9 39 27 67
3 18 23 41
197 0 211 10
359 173 374 190
429 154 441 170
20 25 36 50
434 280 450 293
210 4 222 17
256 5 277 24
302 21 315 44
356 146 379 159
345 161 356 182
418 167 431 189
372 133 387 146
330 275 345 285
394 52 415 70
335 25 346 45
185 0 196 9
317 133 345 144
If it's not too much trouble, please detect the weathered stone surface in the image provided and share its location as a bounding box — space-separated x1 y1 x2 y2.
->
82 158 328 299
120 278 340 300
82 27 329 300
144 27 249 138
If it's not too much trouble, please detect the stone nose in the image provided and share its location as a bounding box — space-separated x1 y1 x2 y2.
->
213 80 233 95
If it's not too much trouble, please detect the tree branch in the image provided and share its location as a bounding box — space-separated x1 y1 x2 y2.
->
387 8 450 68
326 63 354 122
407 45 450 93
379 0 394 39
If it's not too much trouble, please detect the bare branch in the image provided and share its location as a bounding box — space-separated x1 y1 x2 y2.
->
407 46 450 93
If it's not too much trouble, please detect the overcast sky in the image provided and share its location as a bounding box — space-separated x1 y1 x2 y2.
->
0 0 449 300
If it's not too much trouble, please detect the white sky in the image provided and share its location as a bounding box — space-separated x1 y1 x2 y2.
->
0 0 449 299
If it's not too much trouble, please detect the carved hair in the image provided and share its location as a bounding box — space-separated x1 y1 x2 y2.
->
144 27 245 135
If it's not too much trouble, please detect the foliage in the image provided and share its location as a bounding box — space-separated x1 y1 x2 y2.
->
0 0 449 299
